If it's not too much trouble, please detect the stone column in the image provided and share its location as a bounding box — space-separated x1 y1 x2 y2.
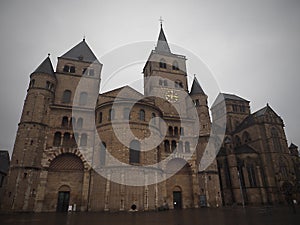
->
80 170 90 211
144 173 149 210
256 166 267 203
104 172 111 211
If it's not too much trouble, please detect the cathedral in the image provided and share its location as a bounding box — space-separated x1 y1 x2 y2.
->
0 25 299 212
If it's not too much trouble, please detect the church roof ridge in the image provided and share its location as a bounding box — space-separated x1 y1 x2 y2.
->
60 39 100 63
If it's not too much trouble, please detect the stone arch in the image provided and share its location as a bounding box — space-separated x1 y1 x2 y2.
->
49 153 84 171
58 185 71 192
46 148 89 170
44 153 85 212
173 186 182 192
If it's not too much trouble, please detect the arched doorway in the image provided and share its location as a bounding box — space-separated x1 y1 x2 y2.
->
165 158 193 209
173 186 182 209
44 153 84 212
56 185 71 212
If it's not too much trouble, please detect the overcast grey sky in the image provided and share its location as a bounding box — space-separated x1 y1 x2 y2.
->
1 0 300 156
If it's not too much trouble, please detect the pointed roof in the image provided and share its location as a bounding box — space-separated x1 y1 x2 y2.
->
155 25 171 53
32 56 55 76
289 143 298 149
252 104 280 118
61 39 100 63
190 77 205 95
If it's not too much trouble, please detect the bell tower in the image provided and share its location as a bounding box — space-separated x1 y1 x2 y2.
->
143 24 188 98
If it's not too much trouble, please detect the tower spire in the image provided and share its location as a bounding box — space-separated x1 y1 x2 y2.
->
155 19 171 53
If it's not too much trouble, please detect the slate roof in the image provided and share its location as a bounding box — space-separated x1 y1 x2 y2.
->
212 93 249 107
61 39 100 63
190 77 205 95
0 150 10 174
155 25 171 53
252 104 280 118
289 143 298 149
32 56 55 76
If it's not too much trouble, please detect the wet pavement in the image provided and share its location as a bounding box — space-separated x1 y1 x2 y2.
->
1 206 299 225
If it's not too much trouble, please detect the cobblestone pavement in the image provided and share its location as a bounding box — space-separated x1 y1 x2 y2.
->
1 206 299 225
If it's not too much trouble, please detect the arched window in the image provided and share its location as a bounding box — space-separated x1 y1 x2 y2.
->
168 126 173 136
29 79 35 88
185 142 190 153
129 140 140 164
46 81 51 89
172 61 179 70
62 90 71 103
62 132 70 147
63 64 75 73
279 158 288 179
79 92 88 105
123 108 130 120
151 113 156 124
164 140 170 152
242 131 251 143
180 127 184 136
178 141 183 152
247 164 257 187
159 79 163 86
109 109 115 121
271 128 282 152
53 132 61 147
159 58 166 69
61 116 68 127
163 80 168 86
77 118 83 129
174 127 179 136
80 133 87 146
63 65 70 72
100 142 106 166
139 109 145 121
235 135 241 147
171 140 177 152
70 117 75 128
98 112 103 123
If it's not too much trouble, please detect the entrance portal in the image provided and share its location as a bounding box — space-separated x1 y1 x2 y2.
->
173 191 182 209
56 191 70 212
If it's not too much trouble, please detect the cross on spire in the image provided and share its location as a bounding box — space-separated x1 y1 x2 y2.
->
159 16 164 27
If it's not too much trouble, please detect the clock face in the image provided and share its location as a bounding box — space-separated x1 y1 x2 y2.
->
164 90 179 103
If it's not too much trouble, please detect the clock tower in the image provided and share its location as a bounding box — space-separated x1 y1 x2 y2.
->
143 24 189 100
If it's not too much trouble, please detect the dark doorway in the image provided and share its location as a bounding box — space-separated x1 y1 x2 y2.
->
56 191 70 212
173 191 182 209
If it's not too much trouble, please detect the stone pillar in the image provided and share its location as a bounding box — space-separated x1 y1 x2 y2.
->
80 170 90 211
120 172 125 211
104 172 111 211
144 173 149 210
155 171 158 209
256 166 267 204
192 172 200 208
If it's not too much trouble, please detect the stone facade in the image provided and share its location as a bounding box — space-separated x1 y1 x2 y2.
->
1 26 298 212
212 94 300 206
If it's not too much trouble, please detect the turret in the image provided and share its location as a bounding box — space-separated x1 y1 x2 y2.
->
3 56 56 211
189 76 210 136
